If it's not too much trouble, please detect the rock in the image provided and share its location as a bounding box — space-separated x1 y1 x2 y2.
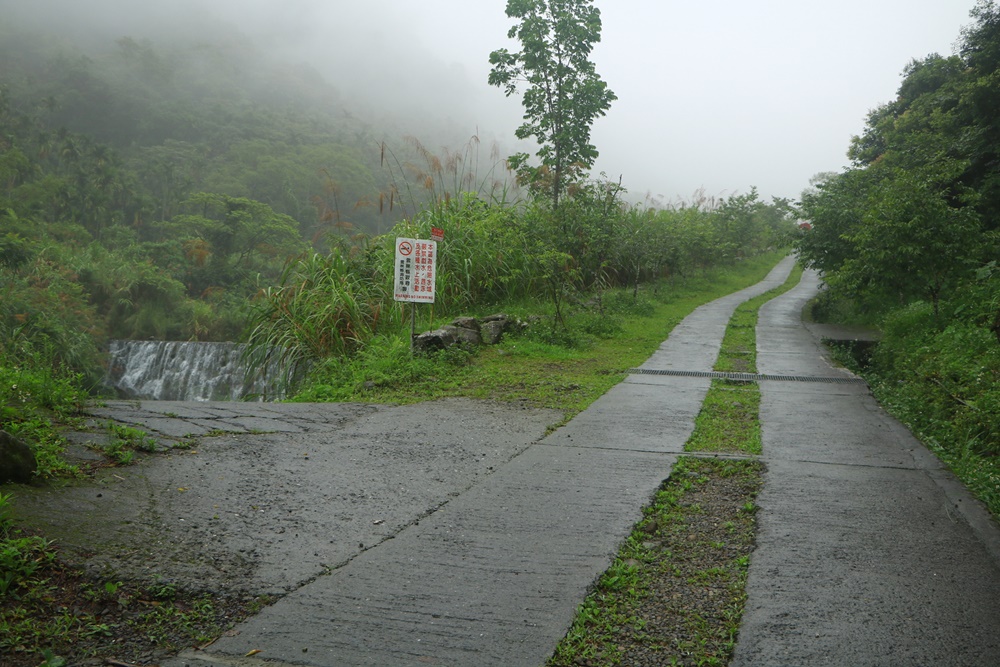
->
482 313 528 344
414 314 527 352
413 327 459 353
0 430 37 484
481 320 506 345
413 324 482 353
450 317 481 333
446 324 482 346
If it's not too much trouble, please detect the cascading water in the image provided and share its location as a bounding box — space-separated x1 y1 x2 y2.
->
105 340 287 401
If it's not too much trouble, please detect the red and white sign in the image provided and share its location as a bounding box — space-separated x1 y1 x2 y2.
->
393 237 437 303
430 227 444 241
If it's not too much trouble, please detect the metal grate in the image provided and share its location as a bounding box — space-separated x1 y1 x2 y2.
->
627 368 867 385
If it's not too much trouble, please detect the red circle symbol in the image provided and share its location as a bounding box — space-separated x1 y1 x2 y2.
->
398 241 413 256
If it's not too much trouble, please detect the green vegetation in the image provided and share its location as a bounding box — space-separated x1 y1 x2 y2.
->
796 1 1000 516
1 492 271 665
0 346 85 479
549 258 799 665
245 191 795 402
291 252 791 416
685 384 762 456
489 0 617 208
549 458 763 666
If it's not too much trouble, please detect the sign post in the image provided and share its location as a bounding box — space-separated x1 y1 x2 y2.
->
393 237 437 351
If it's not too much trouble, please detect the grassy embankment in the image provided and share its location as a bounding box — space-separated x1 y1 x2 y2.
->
291 251 794 422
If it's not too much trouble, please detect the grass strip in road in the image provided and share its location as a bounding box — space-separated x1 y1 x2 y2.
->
685 262 803 456
548 458 763 666
549 261 804 666
683 381 763 456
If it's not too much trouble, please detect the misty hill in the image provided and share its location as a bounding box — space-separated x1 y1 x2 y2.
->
0 11 506 240
0 10 517 359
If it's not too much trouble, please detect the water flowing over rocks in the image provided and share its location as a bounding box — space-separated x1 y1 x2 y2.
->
104 340 286 402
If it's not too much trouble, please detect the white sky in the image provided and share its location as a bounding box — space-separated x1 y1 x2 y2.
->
235 0 978 204
6 0 979 204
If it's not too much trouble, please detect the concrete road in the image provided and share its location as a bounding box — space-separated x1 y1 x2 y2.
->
155 257 797 666
732 269 1000 666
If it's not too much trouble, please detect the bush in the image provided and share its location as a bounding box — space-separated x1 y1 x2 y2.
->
871 294 1000 457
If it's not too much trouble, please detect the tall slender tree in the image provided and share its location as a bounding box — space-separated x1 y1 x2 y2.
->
488 0 616 209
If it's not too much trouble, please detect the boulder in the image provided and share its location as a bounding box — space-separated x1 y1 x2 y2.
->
413 324 483 354
450 317 481 333
481 320 506 345
447 324 482 346
482 314 527 344
414 314 527 352
413 327 458 353
0 430 37 484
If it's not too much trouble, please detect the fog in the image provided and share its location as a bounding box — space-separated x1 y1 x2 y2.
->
4 0 978 203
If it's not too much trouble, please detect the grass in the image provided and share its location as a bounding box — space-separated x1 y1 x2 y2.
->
685 381 762 455
294 251 792 421
548 458 764 666
549 259 803 665
1 493 271 666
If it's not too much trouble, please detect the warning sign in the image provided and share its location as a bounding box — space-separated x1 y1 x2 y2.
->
393 237 436 303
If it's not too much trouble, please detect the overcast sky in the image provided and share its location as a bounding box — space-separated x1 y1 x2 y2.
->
7 0 980 204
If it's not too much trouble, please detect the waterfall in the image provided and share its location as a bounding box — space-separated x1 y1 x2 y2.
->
105 340 288 401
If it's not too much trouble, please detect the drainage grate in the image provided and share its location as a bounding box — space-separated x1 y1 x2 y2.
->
627 368 868 385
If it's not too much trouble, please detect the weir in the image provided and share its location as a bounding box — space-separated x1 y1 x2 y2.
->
104 340 286 402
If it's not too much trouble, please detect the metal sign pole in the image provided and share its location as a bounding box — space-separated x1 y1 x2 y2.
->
410 304 416 353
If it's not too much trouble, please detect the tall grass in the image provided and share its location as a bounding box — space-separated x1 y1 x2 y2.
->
242 139 798 391
243 250 396 389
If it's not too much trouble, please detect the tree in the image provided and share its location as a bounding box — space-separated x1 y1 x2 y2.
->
488 0 616 208
844 161 983 316
159 193 307 295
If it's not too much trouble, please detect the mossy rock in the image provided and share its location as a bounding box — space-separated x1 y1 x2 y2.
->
0 430 38 484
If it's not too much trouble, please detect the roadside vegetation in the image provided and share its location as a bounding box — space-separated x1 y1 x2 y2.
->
796 1 1000 517
1 489 270 667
